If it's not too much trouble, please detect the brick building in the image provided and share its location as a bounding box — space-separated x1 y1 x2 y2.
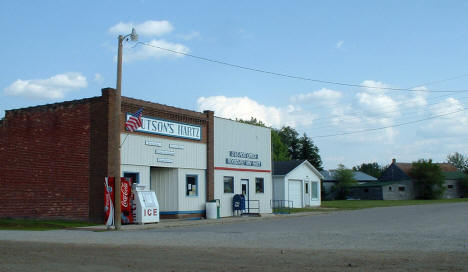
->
0 88 272 222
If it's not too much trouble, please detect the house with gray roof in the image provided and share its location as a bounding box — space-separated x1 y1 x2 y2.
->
348 158 464 200
273 160 323 208
320 169 378 200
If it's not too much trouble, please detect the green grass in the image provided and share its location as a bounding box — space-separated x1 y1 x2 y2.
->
290 198 468 213
0 218 97 231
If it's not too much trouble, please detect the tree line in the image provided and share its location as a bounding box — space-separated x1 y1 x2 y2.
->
237 118 323 170
237 117 468 199
333 152 468 200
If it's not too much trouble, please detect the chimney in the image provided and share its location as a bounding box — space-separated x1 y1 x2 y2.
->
392 158 396 164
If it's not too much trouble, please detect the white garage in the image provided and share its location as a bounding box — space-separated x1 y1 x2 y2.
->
288 179 303 208
273 160 323 208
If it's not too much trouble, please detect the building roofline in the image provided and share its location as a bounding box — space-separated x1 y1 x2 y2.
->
4 96 101 116
214 116 272 130
122 96 209 119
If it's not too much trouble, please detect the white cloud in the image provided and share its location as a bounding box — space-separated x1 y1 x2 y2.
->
422 97 468 135
109 20 173 37
4 73 87 100
404 86 428 108
431 97 463 115
360 80 391 94
124 39 190 62
197 96 313 128
291 88 342 104
356 80 399 117
335 40 344 49
109 20 190 62
178 31 201 41
356 92 399 117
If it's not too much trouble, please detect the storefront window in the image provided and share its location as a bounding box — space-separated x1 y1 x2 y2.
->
311 182 318 199
255 178 264 193
123 172 139 184
224 176 234 193
186 175 198 196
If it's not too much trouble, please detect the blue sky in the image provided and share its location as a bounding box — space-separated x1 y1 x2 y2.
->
1 1 468 169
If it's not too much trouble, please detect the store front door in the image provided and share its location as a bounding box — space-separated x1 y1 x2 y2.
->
241 179 249 212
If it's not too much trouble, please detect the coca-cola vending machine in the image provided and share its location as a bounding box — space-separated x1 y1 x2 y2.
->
104 177 133 226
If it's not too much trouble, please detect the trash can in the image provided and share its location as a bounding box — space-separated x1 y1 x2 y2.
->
206 201 217 219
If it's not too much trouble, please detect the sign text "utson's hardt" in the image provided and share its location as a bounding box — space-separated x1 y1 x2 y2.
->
126 114 201 140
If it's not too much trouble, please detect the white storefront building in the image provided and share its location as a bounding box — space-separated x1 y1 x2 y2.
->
213 117 273 217
119 98 272 218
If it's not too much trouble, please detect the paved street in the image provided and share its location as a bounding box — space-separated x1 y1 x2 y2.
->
1 202 468 271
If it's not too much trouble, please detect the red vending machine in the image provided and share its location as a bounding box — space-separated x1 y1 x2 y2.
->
104 177 133 226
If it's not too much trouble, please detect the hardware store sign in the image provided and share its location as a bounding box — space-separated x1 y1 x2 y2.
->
127 114 201 141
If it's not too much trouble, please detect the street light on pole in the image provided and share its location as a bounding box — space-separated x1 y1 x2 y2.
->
114 28 138 230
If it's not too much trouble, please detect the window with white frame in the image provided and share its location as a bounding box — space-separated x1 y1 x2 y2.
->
311 181 319 199
186 175 198 196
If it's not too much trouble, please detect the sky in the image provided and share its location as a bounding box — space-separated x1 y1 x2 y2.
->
1 1 468 170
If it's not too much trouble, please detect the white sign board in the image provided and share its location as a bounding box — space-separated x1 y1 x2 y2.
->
132 185 160 224
127 114 201 141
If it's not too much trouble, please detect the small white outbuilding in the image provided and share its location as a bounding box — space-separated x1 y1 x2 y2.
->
272 160 323 208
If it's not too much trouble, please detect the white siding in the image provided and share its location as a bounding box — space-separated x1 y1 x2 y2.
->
214 170 272 217
214 117 271 171
121 133 206 170
274 162 322 207
178 168 206 212
213 117 273 217
286 163 321 207
121 165 151 188
150 168 178 212
273 176 285 201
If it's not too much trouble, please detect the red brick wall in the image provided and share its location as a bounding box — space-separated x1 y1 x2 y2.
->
0 89 215 221
0 99 98 221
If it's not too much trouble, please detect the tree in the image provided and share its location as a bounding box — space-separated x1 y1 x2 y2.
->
278 126 300 160
236 117 266 127
332 164 357 200
236 118 323 165
447 152 468 173
298 133 323 170
410 159 445 199
352 162 385 179
236 117 290 161
271 129 290 161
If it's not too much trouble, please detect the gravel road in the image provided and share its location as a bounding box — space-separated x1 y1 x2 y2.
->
1 202 467 271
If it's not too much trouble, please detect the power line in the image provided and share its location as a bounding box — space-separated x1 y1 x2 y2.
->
137 42 468 94
308 96 468 129
291 75 467 114
310 108 466 138
136 41 468 138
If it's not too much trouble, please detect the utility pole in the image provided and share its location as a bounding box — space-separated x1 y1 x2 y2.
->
114 28 138 230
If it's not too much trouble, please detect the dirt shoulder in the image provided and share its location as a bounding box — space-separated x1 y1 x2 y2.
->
1 241 466 272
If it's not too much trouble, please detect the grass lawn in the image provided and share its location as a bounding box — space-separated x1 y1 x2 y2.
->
0 218 97 231
290 198 468 213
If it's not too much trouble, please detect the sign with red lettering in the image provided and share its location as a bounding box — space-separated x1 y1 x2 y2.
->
121 178 133 224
